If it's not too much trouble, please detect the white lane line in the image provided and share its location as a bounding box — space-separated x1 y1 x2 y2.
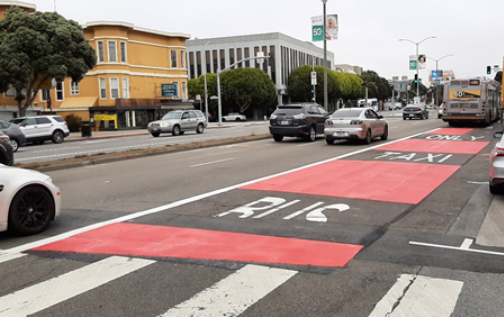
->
409 238 504 257
0 256 155 317
370 274 463 317
160 264 297 317
298 142 319 147
1 127 440 258
0 253 26 264
190 158 235 168
467 181 489 185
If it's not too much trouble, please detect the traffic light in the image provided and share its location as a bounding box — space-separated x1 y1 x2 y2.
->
487 66 492 74
414 74 418 84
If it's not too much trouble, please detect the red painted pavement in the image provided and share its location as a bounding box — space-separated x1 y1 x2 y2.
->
239 160 460 204
31 223 363 268
426 128 474 136
376 139 489 154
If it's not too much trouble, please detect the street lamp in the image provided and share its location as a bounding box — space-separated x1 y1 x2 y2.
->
203 42 211 121
427 54 453 106
399 36 436 101
321 0 328 111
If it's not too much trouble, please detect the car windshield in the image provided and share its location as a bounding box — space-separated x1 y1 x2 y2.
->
9 118 26 124
162 112 182 120
331 109 362 118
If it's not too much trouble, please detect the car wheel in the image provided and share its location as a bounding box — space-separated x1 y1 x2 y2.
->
381 126 389 140
421 114 425 120
8 186 55 236
308 126 316 142
273 135 283 142
223 118 227 122
196 123 204 134
403 117 406 120
172 125 181 136
9 138 19 152
325 138 335 145
236 118 241 121
490 183 500 195
151 133 160 137
364 129 372 144
52 130 64 144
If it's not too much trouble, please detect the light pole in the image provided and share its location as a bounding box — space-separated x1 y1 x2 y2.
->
203 42 211 120
399 36 436 100
321 0 328 111
427 54 453 107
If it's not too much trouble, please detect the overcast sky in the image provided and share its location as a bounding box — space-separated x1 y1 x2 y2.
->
26 0 504 83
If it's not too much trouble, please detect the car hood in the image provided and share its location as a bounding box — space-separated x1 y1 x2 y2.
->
0 164 50 182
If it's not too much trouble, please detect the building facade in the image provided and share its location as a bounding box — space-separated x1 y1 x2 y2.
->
335 64 362 76
186 33 335 119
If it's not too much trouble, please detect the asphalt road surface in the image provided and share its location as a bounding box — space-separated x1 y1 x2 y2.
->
2 112 504 316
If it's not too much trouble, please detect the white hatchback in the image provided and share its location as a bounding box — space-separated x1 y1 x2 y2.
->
0 165 61 235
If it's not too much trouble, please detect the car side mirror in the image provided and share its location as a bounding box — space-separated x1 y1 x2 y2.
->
494 132 503 138
378 116 384 119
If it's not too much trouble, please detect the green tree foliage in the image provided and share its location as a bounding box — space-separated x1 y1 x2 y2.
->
495 71 502 84
0 7 96 116
220 68 277 113
360 70 392 101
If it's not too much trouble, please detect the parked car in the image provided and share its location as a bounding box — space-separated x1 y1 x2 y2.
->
324 108 388 145
9 115 70 145
0 120 26 152
0 164 61 235
269 102 329 142
147 110 207 137
403 104 429 120
489 131 504 194
0 131 14 166
222 112 246 121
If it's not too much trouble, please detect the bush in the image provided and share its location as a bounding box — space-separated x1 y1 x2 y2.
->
65 114 82 132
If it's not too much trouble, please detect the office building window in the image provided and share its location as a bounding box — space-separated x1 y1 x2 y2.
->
122 78 129 99
172 81 179 99
229 48 235 67
196 51 202 76
56 82 64 101
212 50 218 73
70 81 79 95
220 49 225 70
120 42 127 63
108 41 117 62
99 78 107 99
254 47 260 69
205 50 210 74
262 46 268 73
182 81 187 100
244 48 250 68
97 41 105 63
171 50 178 68
237 48 242 68
269 45 276 82
110 78 119 99
189 52 195 79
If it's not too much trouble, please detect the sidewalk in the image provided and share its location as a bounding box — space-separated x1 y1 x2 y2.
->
66 121 268 142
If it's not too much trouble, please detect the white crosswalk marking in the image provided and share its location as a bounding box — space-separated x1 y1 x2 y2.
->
0 256 155 317
160 264 297 317
369 274 463 317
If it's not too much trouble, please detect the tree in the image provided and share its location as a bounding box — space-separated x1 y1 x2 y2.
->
360 70 392 101
0 7 96 116
495 71 502 84
220 67 277 113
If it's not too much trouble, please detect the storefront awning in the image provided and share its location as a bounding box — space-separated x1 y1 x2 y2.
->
59 97 98 109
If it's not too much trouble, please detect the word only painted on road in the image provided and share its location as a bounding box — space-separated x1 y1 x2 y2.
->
425 135 485 141
215 197 350 223
375 152 453 163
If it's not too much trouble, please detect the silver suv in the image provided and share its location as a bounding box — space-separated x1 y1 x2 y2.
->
10 115 70 145
147 110 208 137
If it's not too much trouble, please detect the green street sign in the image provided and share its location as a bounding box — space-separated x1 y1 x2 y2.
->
312 25 324 42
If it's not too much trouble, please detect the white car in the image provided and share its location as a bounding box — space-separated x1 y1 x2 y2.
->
10 115 70 145
0 165 61 235
222 112 246 121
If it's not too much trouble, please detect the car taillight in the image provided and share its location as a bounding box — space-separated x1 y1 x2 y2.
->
493 147 504 157
350 120 363 125
0 136 8 141
326 120 333 126
415 108 421 111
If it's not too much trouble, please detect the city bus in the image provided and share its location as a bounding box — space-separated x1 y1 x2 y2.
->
442 76 501 126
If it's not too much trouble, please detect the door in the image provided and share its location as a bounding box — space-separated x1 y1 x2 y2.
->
180 111 191 131
36 117 53 138
19 118 39 139
366 109 384 135
188 111 199 130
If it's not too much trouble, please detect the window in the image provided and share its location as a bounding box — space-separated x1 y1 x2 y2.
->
172 81 179 99
4 85 15 98
182 81 187 100
120 42 127 63
99 78 107 99
189 111 197 119
180 50 185 68
70 82 79 95
122 78 129 99
56 82 64 101
36 117 51 124
110 78 119 99
171 50 177 68
97 41 105 63
40 89 49 101
108 41 117 62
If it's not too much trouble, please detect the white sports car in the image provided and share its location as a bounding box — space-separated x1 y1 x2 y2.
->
0 164 61 236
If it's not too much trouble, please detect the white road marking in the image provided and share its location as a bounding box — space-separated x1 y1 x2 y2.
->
369 274 463 317
190 158 235 167
467 181 489 185
2 128 440 258
252 200 301 219
0 256 155 317
283 202 325 220
410 238 504 256
298 142 319 147
160 264 297 317
0 253 25 264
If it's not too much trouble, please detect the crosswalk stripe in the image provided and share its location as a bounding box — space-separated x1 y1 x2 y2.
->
160 264 297 317
369 274 463 317
0 256 155 317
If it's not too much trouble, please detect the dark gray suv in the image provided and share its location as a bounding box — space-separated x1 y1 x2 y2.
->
269 103 329 142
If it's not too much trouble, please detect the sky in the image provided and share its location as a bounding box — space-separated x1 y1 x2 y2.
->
23 0 504 84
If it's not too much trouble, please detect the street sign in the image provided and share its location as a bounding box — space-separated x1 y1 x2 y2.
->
311 71 317 85
161 83 178 97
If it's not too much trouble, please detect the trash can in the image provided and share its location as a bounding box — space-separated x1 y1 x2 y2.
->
81 120 92 137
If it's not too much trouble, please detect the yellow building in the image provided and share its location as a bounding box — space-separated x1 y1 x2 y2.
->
0 2 192 130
